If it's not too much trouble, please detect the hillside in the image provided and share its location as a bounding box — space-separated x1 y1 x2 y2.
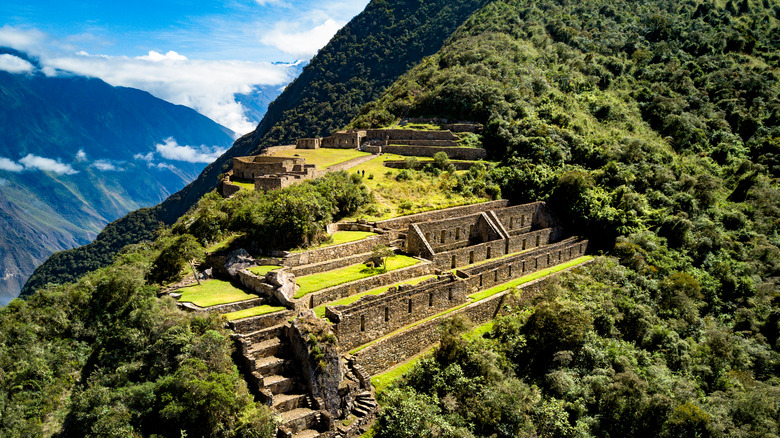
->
22 0 488 297
0 51 236 304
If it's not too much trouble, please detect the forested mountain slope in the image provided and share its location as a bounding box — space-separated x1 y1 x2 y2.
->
21 0 488 297
0 50 236 304
341 0 780 435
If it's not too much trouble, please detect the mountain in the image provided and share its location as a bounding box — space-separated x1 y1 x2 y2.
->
0 49 236 304
235 61 307 126
21 0 489 297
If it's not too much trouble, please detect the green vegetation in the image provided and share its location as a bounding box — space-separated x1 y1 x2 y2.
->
295 255 420 298
1 240 276 437
292 231 377 253
230 179 255 191
372 349 436 395
269 148 370 168
223 305 287 321
205 233 246 253
248 265 280 276
313 275 437 317
177 279 258 308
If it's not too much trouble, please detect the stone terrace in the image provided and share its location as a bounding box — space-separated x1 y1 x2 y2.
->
171 199 590 437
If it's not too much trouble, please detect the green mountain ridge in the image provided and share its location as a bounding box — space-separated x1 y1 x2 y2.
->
21 0 488 297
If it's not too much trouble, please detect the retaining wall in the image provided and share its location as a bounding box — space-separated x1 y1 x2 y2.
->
289 251 374 277
382 145 487 160
375 200 509 231
221 180 242 197
383 160 482 171
300 261 434 309
433 228 555 271
178 296 266 314
328 275 470 350
353 266 588 375
283 234 391 267
326 154 376 172
228 309 295 333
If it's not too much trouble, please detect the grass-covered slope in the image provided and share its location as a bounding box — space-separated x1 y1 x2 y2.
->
22 0 487 298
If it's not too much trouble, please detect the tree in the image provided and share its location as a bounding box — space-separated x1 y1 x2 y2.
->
372 244 395 271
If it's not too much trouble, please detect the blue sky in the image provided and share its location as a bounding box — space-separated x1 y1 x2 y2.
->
0 0 370 132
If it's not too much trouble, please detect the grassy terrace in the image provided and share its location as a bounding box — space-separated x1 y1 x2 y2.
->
230 179 255 191
349 256 594 354
223 305 287 321
294 255 420 299
313 274 437 318
291 231 377 253
176 279 257 308
269 148 370 168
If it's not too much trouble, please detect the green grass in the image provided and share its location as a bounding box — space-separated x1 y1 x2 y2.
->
371 347 435 394
269 148 370 168
313 274 437 318
177 279 257 307
291 231 377 253
205 233 245 253
294 255 420 299
223 305 287 321
248 265 280 276
463 321 494 340
230 179 255 190
349 256 593 354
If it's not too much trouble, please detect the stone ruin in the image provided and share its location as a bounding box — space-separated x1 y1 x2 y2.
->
172 199 591 437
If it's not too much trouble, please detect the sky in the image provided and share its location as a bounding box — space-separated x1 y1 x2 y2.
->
0 0 371 134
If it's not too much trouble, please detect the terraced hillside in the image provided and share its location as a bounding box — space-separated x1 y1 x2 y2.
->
165 200 592 437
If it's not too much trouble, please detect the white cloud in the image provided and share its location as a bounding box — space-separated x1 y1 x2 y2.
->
19 154 78 175
0 26 48 53
0 177 8 186
156 162 176 171
92 160 122 171
155 138 226 163
75 149 87 161
0 54 35 74
46 51 296 134
0 158 24 172
133 152 154 162
254 0 289 5
260 18 344 57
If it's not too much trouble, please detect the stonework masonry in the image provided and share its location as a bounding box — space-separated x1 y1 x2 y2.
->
381 145 487 160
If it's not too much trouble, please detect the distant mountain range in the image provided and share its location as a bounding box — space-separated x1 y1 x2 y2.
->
0 49 243 304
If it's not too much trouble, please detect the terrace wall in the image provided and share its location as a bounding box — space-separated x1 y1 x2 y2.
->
381 145 487 160
433 228 555 271
283 234 391 267
328 275 469 350
375 200 509 231
297 138 321 149
353 271 577 375
331 239 589 355
301 261 434 309
383 160 481 171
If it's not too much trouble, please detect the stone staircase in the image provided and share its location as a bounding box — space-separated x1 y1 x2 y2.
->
236 322 328 438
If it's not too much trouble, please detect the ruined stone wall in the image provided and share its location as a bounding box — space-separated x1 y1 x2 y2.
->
233 156 305 180
353 270 577 375
381 145 487 160
461 238 589 292
364 129 459 142
290 251 374 277
260 145 297 155
376 200 509 231
325 154 376 172
386 140 458 147
220 180 242 197
322 131 365 149
432 238 510 271
408 213 504 256
383 160 480 171
329 275 470 350
303 262 434 309
442 123 483 132
297 138 321 149
284 234 391 268
227 309 295 333
491 202 546 234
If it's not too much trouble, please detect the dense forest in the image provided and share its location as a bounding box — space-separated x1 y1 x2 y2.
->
21 0 487 298
5 0 780 436
346 0 780 436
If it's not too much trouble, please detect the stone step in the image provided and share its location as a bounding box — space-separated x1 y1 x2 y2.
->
249 337 285 357
291 429 320 438
255 356 289 376
280 408 320 434
264 374 297 395
273 393 309 413
242 324 285 344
